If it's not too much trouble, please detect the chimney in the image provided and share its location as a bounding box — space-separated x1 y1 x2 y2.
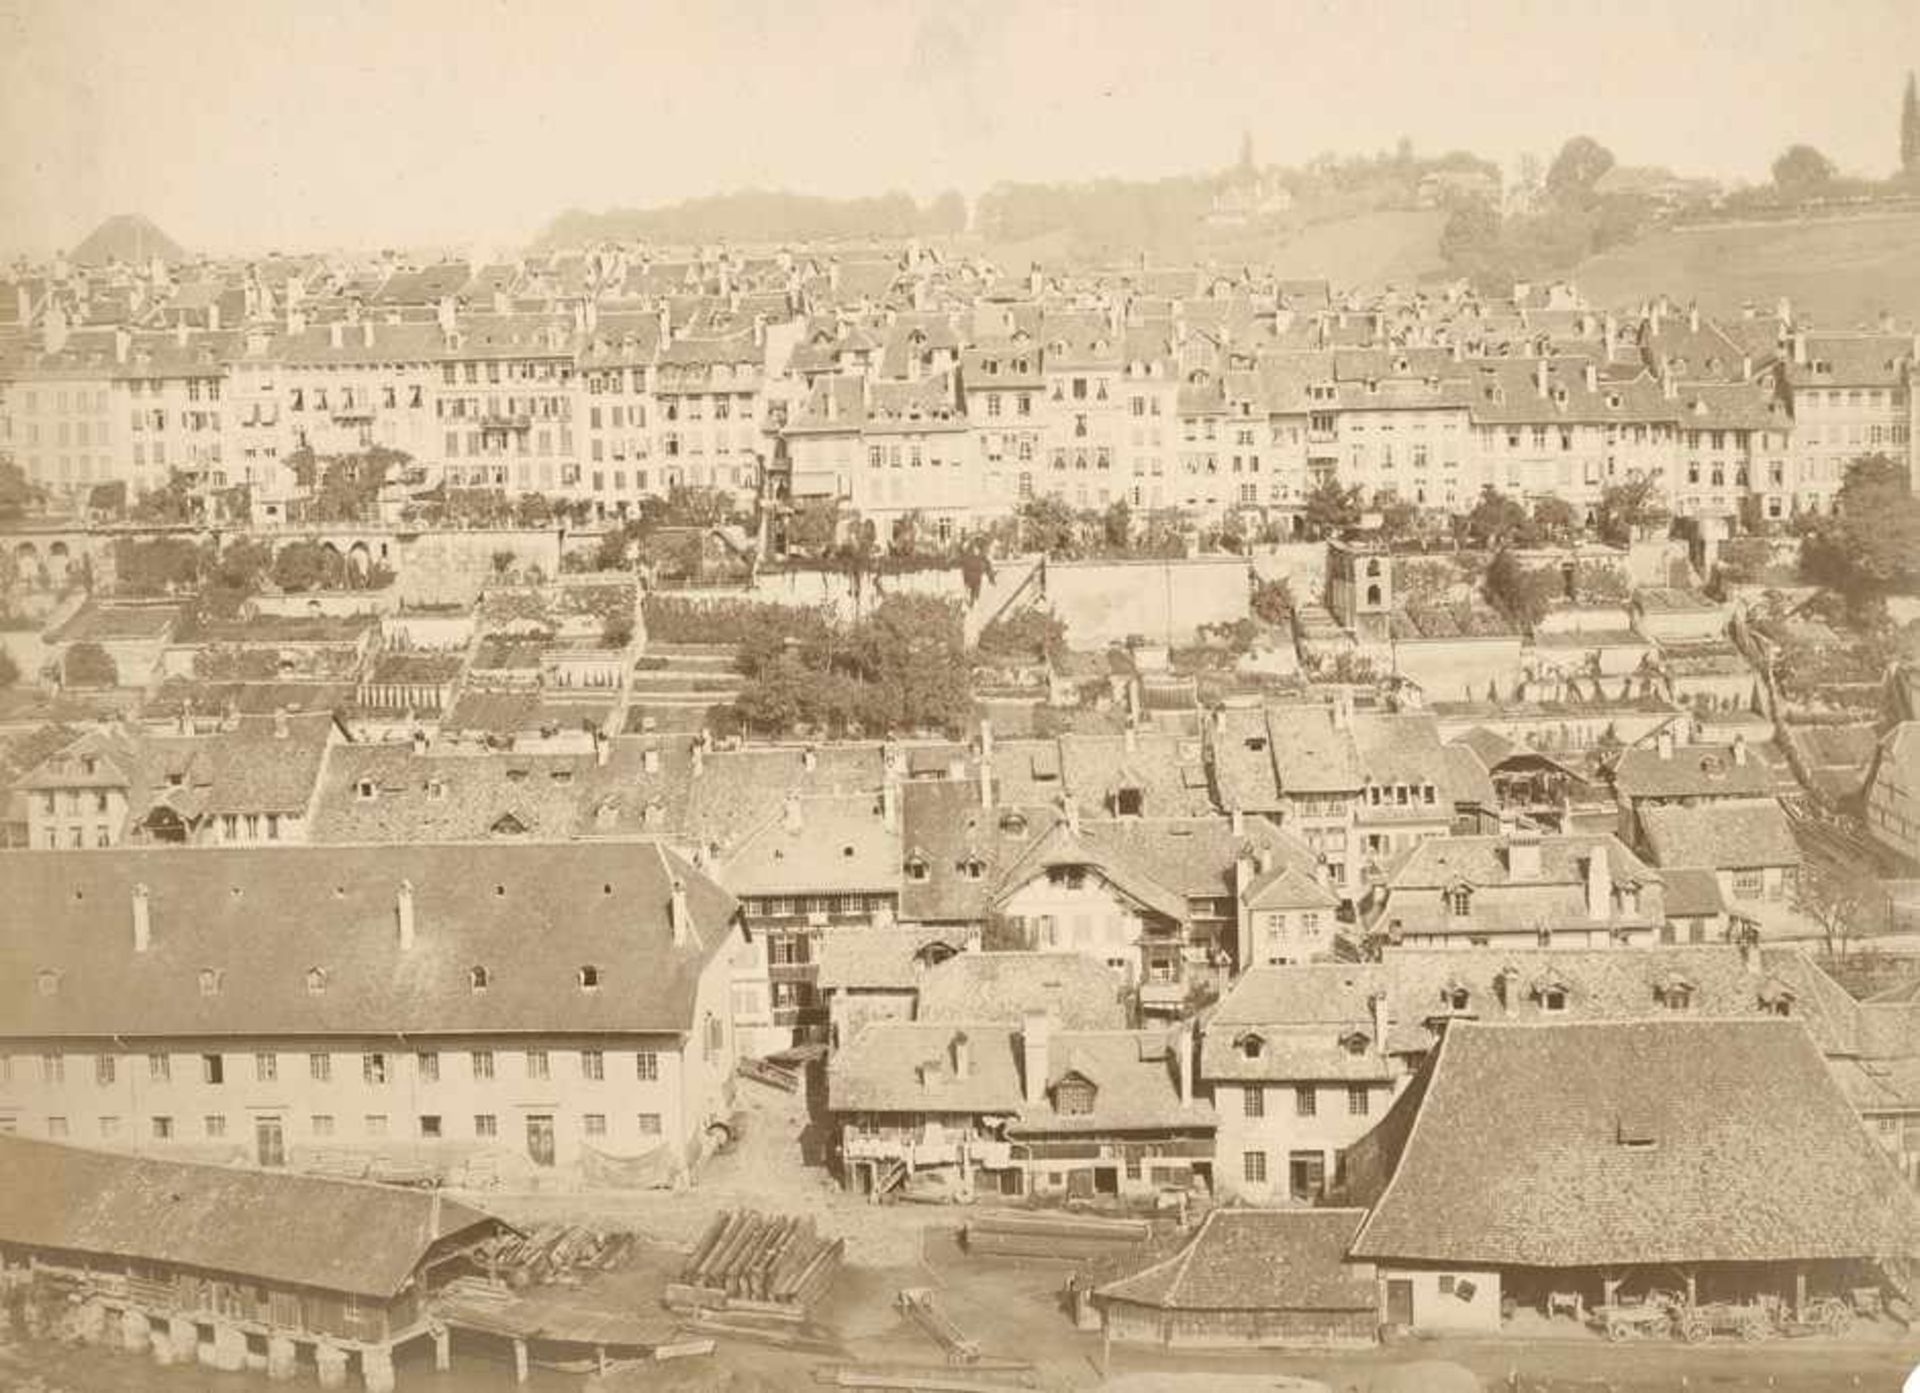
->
950 1030 972 1080
287 306 307 336
881 778 898 831
1230 805 1244 838
1656 724 1675 761
363 321 375 349
1174 1021 1194 1104
979 720 995 810
1020 1010 1051 1107
132 883 152 953
113 326 131 364
397 879 416 951
1731 734 1748 766
329 321 344 350
783 791 803 833
595 731 611 767
802 746 818 773
1584 361 1598 394
1602 312 1617 359
1331 688 1353 731
1688 303 1700 333
411 728 428 756
691 742 705 778
1506 826 1542 881
1369 991 1390 1060
823 379 839 423
1791 331 1807 366
669 877 689 946
643 747 660 774
174 320 190 349
1585 848 1612 919
1061 791 1080 837
273 708 289 739
656 301 670 343
1314 856 1332 890
1741 353 1752 381
1123 723 1138 754
1254 846 1273 876
1534 359 1549 398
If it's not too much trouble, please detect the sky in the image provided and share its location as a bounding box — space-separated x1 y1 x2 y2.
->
2 0 1917 259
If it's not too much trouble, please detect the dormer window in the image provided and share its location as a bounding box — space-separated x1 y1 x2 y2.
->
356 779 377 801
1445 886 1472 917
578 965 601 991
905 853 930 883
306 967 328 995
1542 988 1567 1013
199 968 223 997
36 969 59 998
1239 1033 1265 1060
469 965 491 993
959 855 986 882
1446 986 1471 1012
1054 1073 1097 1116
998 811 1028 834
1114 785 1144 817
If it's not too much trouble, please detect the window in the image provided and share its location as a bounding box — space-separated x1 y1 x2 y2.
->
362 1053 388 1085
475 1114 498 1138
1348 1085 1370 1117
581 1050 605 1081
254 1053 277 1083
1242 1150 1268 1183
205 1115 227 1139
526 1050 550 1081
365 1114 389 1138
637 1112 662 1136
1243 1085 1265 1118
201 1054 224 1085
311 1114 335 1137
1445 886 1471 916
95 1055 116 1086
636 1051 659 1082
583 1113 608 1137
1295 1086 1317 1117
417 1051 440 1083
198 968 222 997
1543 989 1567 1013
578 965 600 990
1288 1150 1327 1200
469 965 490 992
472 1050 495 1080
148 1053 170 1083
1732 868 1763 899
305 967 327 995
420 1115 443 1139
309 1052 331 1082
152 1116 174 1141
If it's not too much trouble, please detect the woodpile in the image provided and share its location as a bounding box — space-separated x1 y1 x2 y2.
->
673 1209 845 1314
736 1055 802 1092
476 1223 635 1286
962 1210 1150 1261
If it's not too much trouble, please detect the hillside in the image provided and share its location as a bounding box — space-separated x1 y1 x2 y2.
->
1573 212 1920 326
1257 209 1450 290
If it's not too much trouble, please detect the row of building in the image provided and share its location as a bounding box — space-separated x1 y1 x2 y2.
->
3 247 1916 533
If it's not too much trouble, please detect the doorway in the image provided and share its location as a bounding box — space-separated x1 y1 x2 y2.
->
525 1114 555 1168
255 1118 285 1168
1386 1279 1414 1326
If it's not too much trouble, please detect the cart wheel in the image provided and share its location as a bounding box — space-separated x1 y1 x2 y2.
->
1740 1318 1769 1342
1681 1318 1710 1344
1606 1320 1630 1343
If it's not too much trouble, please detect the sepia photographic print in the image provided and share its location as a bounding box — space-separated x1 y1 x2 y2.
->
6 2 1920 1389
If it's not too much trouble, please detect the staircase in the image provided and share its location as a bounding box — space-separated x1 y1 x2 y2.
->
965 555 1046 645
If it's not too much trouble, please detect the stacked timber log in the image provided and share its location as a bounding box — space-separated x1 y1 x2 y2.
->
671 1209 845 1316
962 1209 1150 1261
475 1224 635 1286
736 1056 801 1092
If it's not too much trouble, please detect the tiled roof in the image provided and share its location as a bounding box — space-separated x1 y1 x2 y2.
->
0 842 737 1038
0 1134 502 1299
719 793 900 896
814 927 970 992
1349 1019 1920 1265
915 952 1130 1030
1614 743 1775 800
1640 801 1798 871
23 714 339 820
1782 334 1913 389
897 780 1057 923
1096 1208 1374 1313
683 746 886 856
1659 867 1726 918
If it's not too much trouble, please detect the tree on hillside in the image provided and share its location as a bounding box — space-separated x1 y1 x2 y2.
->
1545 136 1615 204
926 190 968 235
1301 477 1363 541
1465 487 1533 549
1902 71 1919 176
1531 496 1580 545
1594 476 1670 546
1484 549 1562 633
1772 144 1837 201
1800 454 1920 604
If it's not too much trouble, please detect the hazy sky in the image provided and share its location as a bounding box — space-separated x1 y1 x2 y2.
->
3 0 1917 258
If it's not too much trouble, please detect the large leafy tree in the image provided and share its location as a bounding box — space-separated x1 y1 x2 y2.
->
1904 71 1920 177
1483 549 1562 633
1545 135 1615 204
1771 144 1837 201
1801 454 1920 603
1464 487 1533 549
1300 477 1363 541
1595 476 1670 546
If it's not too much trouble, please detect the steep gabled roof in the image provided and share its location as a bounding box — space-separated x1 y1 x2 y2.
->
1348 1019 1920 1265
1096 1208 1374 1312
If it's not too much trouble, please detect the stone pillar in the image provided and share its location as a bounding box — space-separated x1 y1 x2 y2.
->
432 1326 451 1372
266 1333 298 1381
165 1316 198 1367
361 1344 396 1393
120 1307 151 1354
209 1320 248 1372
315 1341 350 1391
512 1336 529 1383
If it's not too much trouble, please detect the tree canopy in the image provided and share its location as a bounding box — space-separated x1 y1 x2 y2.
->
1545 135 1615 204
1771 144 1838 200
1801 454 1920 603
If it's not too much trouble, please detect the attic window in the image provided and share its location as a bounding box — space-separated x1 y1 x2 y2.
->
1445 886 1472 917
469 965 490 992
306 967 328 995
1542 987 1567 1012
1054 1075 1097 1116
1617 1111 1658 1149
425 780 447 801
198 968 223 997
959 855 986 881
168 772 185 788
1341 1030 1370 1057
81 756 97 775
550 770 574 785
1607 392 1622 409
36 969 58 998
356 780 377 801
999 811 1028 834
1446 987 1470 1011
905 855 930 883
1244 736 1268 752
842 844 856 858
1115 786 1145 817
578 965 601 991
1239 1034 1264 1060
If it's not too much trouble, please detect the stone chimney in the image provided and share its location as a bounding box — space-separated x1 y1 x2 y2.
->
691 742 705 778
950 1030 972 1080
411 728 428 756
1174 1021 1194 1104
1584 361 1598 394
1534 359 1549 398
1331 688 1354 731
329 322 344 350
881 778 898 832
1688 303 1701 333
1020 1011 1051 1107
978 720 995 810
1507 826 1542 881
1230 806 1244 837
1660 364 1677 400
397 879 416 951
643 747 660 774
1791 331 1807 366
273 708 289 739
1731 734 1748 766
363 321 375 349
113 326 132 364
437 296 457 336
1657 724 1676 761
174 320 190 349
1585 848 1612 919
669 877 689 946
783 791 803 833
1368 990 1390 1059
802 746 818 774
287 305 307 336
132 883 151 953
